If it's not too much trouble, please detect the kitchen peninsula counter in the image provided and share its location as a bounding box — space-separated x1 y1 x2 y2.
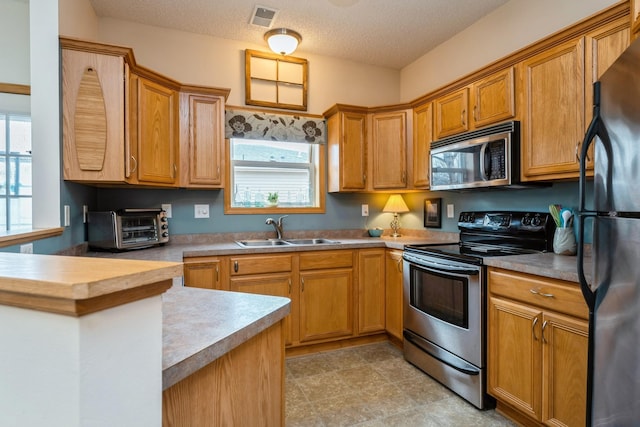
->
162 285 290 389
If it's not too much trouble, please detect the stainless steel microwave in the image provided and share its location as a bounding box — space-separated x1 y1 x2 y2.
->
430 121 522 191
87 208 169 251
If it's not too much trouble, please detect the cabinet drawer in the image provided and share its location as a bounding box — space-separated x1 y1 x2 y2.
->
229 254 293 275
488 267 588 319
299 250 353 270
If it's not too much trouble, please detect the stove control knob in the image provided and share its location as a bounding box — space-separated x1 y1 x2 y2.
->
522 215 531 226
531 216 541 227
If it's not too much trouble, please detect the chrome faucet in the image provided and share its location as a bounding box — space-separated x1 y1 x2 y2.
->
265 215 288 239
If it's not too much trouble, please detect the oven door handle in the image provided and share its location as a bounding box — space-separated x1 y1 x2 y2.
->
404 330 480 376
403 254 480 276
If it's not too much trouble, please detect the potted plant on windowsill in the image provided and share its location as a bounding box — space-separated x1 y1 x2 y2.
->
267 192 279 207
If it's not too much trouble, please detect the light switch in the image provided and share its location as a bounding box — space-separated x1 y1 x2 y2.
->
447 204 455 218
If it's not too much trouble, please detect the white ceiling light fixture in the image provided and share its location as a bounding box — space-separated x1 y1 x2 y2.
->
264 28 301 55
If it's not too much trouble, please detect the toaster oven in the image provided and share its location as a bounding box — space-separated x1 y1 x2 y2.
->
87 208 169 251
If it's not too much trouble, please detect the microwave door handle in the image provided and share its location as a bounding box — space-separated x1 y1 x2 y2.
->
479 141 490 181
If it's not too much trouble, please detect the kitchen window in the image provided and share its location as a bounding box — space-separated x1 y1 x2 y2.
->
225 138 325 213
0 112 32 230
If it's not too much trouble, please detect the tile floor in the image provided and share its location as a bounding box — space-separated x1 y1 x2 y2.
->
285 341 515 426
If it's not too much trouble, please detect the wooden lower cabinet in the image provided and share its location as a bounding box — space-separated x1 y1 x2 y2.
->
357 248 386 334
228 254 295 346
299 268 353 342
183 257 224 290
487 267 588 427
230 273 295 347
162 320 284 426
184 248 390 349
385 249 403 341
298 250 354 343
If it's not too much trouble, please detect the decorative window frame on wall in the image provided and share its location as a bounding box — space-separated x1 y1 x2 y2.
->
245 49 308 111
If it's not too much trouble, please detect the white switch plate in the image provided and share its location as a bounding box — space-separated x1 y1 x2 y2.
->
20 243 33 254
447 204 455 218
161 203 172 218
64 205 71 227
194 204 210 218
361 204 369 216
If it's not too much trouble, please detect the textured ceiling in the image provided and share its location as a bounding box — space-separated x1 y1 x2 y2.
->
88 0 509 70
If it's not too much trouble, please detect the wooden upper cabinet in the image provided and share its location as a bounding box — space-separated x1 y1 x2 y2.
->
179 93 225 188
434 87 469 139
632 0 640 41
135 77 178 185
520 37 586 181
61 47 130 183
583 17 630 172
412 102 432 189
325 106 367 192
585 17 630 125
371 111 407 189
470 67 516 129
435 67 516 141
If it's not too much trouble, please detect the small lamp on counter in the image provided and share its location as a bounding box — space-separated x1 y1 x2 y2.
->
383 194 410 237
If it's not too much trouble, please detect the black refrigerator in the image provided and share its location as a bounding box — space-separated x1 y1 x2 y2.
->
579 37 640 426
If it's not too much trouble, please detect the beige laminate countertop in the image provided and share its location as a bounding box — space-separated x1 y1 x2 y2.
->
86 236 449 262
483 251 592 284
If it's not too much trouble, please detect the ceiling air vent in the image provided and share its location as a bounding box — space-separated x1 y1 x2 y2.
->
250 5 279 28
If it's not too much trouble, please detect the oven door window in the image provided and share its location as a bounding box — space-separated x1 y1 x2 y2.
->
410 265 468 329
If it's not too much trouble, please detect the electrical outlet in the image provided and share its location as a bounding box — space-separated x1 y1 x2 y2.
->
64 205 71 227
194 204 210 219
361 204 369 216
20 243 33 254
161 203 172 218
447 204 455 218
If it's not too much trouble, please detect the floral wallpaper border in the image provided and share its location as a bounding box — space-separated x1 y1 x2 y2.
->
225 109 326 144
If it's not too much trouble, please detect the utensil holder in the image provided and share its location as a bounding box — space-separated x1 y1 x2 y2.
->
553 228 576 255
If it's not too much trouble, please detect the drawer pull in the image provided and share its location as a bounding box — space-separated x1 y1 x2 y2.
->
530 288 554 298
532 317 539 341
234 260 238 273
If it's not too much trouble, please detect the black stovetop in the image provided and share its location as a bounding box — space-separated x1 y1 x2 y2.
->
405 211 556 263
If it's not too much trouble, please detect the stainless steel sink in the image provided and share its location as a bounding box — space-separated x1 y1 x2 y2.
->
235 238 340 248
285 238 339 245
235 239 292 248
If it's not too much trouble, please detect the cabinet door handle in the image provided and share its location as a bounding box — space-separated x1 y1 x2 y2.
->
130 156 137 174
288 278 292 294
541 320 548 344
532 317 539 341
401 171 406 183
473 105 478 122
215 265 219 282
173 163 177 178
530 288 554 298
301 277 305 292
234 260 238 273
461 109 466 127
395 258 402 272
